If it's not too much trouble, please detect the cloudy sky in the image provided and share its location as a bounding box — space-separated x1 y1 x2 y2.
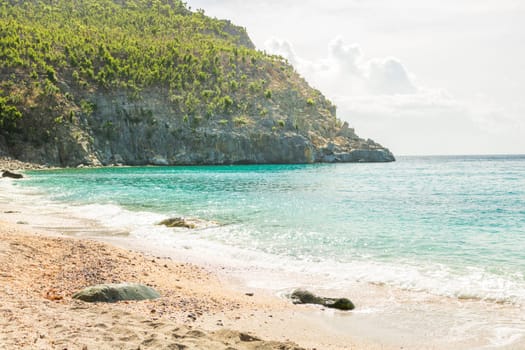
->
187 0 524 155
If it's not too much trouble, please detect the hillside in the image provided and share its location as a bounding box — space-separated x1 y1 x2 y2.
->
0 0 394 166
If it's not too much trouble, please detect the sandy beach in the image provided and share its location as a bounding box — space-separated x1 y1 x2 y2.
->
0 220 308 349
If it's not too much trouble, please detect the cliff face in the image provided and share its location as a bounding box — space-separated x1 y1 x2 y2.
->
0 0 394 166
91 102 394 165
8 90 393 166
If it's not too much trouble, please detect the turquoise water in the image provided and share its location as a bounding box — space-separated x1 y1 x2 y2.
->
21 155 525 303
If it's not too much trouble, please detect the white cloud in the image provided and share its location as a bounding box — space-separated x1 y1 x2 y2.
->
266 36 418 97
327 37 418 95
264 37 524 155
366 57 417 95
328 37 363 76
264 38 300 66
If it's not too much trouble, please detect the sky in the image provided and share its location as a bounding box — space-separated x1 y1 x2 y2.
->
186 0 525 155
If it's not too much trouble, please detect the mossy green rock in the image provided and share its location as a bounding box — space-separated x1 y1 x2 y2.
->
290 290 324 304
290 289 355 311
72 283 160 303
158 217 196 229
323 297 355 311
2 170 23 179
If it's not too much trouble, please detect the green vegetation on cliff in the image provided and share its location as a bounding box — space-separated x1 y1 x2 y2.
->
0 0 394 165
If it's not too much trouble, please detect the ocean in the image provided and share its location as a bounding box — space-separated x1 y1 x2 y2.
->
15 155 525 306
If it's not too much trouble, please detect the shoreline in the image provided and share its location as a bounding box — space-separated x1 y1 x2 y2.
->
0 174 393 349
1 163 525 349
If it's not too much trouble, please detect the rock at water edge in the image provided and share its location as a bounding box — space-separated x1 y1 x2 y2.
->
158 217 196 229
2 170 23 179
290 289 355 311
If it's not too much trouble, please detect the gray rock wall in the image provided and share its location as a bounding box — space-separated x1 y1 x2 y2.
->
10 90 394 166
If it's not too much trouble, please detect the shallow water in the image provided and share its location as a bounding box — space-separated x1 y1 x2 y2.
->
19 155 525 306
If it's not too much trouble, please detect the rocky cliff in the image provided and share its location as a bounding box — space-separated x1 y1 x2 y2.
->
0 0 394 166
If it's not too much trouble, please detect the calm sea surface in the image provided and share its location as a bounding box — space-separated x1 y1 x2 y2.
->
20 155 525 304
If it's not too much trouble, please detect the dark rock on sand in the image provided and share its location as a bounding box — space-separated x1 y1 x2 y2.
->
158 217 196 229
72 283 160 303
2 170 23 179
323 297 355 310
290 289 355 311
